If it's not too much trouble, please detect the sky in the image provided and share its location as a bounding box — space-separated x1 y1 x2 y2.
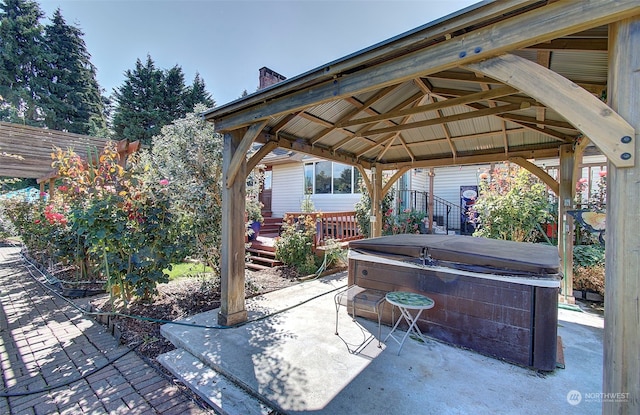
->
38 0 480 107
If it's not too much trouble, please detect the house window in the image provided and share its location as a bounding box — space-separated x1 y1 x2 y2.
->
304 161 361 195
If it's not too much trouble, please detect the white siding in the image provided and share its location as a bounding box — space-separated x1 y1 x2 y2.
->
272 163 305 216
308 193 361 213
427 165 483 206
410 169 429 192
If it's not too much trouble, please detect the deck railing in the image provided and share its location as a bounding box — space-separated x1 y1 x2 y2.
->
284 211 362 247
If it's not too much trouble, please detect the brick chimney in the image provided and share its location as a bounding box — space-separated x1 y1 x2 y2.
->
259 67 286 90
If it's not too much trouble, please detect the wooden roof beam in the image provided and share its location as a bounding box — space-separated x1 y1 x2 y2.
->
413 77 458 160
355 103 523 137
525 38 608 52
463 102 577 142
509 156 560 195
429 86 543 107
340 91 425 157
225 120 268 188
269 112 300 134
500 113 577 131
402 128 528 149
298 111 333 128
385 147 560 170
309 84 400 145
375 93 431 162
426 71 606 95
465 53 635 167
335 85 518 129
269 132 372 169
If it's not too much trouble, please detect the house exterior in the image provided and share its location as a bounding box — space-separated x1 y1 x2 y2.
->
261 151 430 217
260 148 607 233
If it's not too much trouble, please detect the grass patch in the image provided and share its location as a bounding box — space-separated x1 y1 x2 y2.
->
164 261 214 281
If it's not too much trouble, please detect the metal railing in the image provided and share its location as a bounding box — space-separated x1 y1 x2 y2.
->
394 190 467 234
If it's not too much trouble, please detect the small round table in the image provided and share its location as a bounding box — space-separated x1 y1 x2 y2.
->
384 291 435 355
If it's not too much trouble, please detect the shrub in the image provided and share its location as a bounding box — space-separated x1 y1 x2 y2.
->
385 208 427 235
572 244 605 296
354 178 394 238
140 105 224 273
470 165 552 242
573 244 605 268
275 213 319 276
321 238 347 269
574 265 605 296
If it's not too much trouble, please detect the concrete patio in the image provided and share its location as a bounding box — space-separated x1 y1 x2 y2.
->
159 272 604 415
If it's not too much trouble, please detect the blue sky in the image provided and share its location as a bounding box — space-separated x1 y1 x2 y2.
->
39 0 479 106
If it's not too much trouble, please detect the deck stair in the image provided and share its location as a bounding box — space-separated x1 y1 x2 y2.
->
246 237 282 270
260 216 282 237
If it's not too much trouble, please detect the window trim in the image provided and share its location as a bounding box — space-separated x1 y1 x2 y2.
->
304 161 361 195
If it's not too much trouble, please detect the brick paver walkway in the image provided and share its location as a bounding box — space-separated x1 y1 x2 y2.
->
0 244 212 415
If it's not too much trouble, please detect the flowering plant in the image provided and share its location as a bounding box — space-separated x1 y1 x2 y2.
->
383 208 427 235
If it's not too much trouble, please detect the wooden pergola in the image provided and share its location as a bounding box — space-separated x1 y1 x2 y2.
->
0 122 138 195
206 1 638 411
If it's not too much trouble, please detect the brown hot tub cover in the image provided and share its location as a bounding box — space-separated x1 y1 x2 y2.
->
349 234 560 276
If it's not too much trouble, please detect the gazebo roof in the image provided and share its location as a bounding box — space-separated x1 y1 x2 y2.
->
204 0 637 171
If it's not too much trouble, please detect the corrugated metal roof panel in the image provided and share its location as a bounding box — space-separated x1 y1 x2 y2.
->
551 51 608 84
370 81 422 114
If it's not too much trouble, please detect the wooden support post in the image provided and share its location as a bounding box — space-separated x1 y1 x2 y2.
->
39 182 45 200
558 144 575 304
604 17 640 414
48 178 55 199
219 129 248 326
370 166 383 237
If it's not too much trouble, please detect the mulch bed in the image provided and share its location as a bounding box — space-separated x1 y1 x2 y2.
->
88 266 304 361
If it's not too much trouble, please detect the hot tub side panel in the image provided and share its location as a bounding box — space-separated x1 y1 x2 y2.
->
349 258 558 370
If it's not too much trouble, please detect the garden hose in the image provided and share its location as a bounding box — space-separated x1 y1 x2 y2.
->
1 243 347 398
0 344 138 398
18 245 346 330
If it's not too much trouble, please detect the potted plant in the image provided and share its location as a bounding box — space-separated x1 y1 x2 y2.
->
246 196 264 241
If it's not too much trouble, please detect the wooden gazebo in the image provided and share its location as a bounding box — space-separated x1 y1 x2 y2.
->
205 1 639 412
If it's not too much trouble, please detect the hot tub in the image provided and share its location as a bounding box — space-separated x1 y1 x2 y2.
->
348 234 561 371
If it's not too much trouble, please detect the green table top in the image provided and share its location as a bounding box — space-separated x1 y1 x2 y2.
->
385 291 434 309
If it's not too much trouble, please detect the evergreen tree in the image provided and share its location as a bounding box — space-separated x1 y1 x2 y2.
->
0 0 48 126
184 72 214 111
112 56 214 146
161 65 186 122
112 55 165 146
43 9 106 135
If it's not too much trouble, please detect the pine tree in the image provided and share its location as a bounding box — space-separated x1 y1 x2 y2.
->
0 0 48 126
43 9 106 135
161 65 187 123
112 56 214 146
112 55 165 146
184 72 214 111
